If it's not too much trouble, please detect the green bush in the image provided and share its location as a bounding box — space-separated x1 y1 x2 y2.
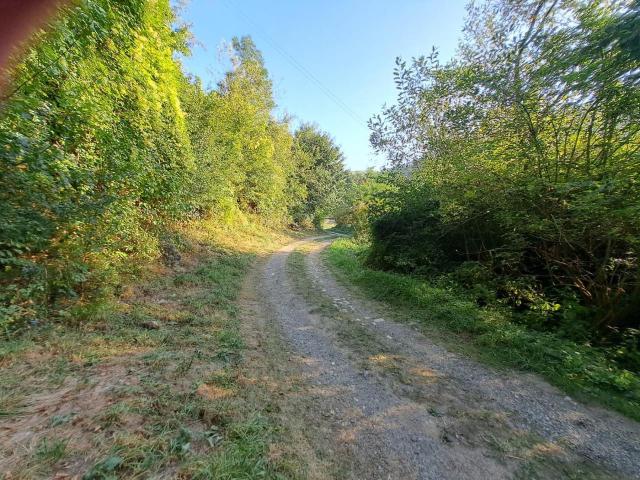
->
1 0 194 331
363 1 640 355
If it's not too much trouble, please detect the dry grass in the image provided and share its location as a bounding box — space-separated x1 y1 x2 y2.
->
0 217 304 479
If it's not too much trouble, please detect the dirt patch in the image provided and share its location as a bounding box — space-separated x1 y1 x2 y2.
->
0 359 139 477
196 384 234 400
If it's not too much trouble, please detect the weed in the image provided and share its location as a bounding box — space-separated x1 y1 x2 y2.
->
83 455 123 479
170 427 193 457
98 402 130 428
50 412 76 426
36 437 68 464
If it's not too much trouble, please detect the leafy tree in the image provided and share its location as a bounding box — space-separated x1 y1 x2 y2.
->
290 124 348 227
180 36 298 224
334 169 393 237
367 0 640 350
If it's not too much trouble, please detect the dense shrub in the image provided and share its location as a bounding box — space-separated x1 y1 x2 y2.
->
363 0 640 357
0 0 193 331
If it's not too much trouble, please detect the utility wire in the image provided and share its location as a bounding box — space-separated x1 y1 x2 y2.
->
221 0 366 126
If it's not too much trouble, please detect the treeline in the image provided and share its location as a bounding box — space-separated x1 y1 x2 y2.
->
343 0 639 369
0 0 346 331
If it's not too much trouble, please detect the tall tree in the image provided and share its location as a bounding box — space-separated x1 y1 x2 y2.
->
367 0 640 333
290 124 348 227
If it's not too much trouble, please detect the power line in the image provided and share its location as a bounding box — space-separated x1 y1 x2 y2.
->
221 0 367 126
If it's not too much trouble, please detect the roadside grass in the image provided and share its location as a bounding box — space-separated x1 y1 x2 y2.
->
325 238 640 422
0 218 302 479
325 225 353 235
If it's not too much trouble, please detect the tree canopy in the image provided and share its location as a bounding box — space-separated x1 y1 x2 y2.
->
342 0 640 369
0 2 346 331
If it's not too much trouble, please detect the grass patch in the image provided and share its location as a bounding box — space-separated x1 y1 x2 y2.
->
0 218 303 479
325 238 640 421
35 437 68 464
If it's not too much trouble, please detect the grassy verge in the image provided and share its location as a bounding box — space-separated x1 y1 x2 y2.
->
0 218 301 479
325 238 640 422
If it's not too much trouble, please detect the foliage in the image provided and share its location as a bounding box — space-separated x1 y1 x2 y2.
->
0 4 341 331
365 0 640 357
334 169 396 238
179 40 349 230
0 0 193 331
288 123 349 228
181 37 298 223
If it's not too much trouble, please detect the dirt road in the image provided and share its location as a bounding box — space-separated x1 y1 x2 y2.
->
241 236 640 480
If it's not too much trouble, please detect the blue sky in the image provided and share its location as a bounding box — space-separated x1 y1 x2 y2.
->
179 0 468 171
